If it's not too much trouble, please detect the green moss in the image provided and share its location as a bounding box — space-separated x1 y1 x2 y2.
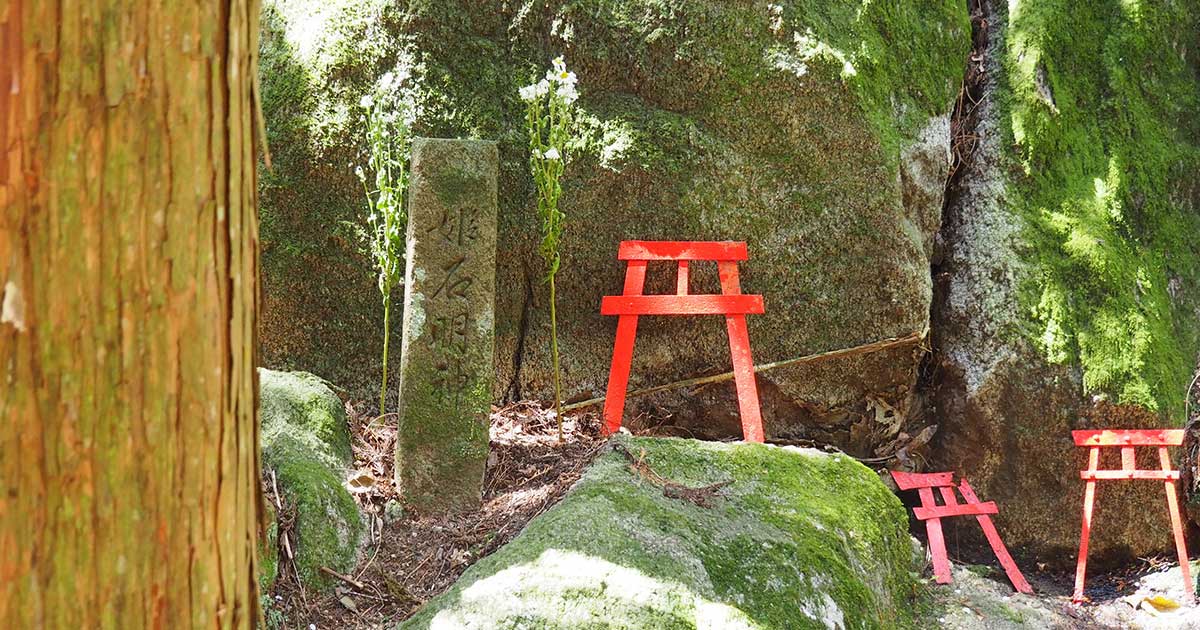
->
998 0 1200 417
260 368 363 591
260 369 353 467
266 434 363 590
259 0 971 414
259 502 280 593
401 436 918 629
395 355 491 511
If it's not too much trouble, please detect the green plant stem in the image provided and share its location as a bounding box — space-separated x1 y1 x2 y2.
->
380 294 391 414
549 273 563 443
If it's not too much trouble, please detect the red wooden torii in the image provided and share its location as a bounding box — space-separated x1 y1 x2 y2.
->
599 241 765 442
1071 429 1192 603
891 470 1032 594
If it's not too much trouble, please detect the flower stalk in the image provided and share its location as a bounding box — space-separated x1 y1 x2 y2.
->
356 71 411 415
521 57 578 442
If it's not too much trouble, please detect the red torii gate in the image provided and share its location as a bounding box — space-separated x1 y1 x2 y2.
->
1071 429 1192 603
599 241 765 442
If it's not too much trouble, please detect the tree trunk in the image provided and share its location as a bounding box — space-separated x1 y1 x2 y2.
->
1 1 263 628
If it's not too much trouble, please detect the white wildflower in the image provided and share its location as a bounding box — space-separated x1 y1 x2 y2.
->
558 82 579 105
519 83 538 102
543 147 561 160
552 56 566 74
359 94 373 108
535 79 550 97
378 71 395 90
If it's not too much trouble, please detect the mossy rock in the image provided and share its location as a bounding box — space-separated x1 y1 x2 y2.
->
401 436 920 629
257 1 969 445
260 368 363 591
259 502 280 594
932 0 1200 563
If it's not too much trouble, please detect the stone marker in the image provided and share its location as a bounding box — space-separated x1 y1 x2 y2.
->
396 138 498 512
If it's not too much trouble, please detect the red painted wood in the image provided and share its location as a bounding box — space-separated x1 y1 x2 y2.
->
918 486 952 584
1073 479 1097 602
891 470 1030 593
718 261 764 443
600 294 765 316
600 243 765 442
618 240 748 261
1072 433 1192 602
1079 469 1179 480
891 470 954 490
1072 429 1184 446
1121 446 1136 471
601 261 647 436
959 480 1033 594
1161 447 1194 602
913 502 999 520
676 261 689 295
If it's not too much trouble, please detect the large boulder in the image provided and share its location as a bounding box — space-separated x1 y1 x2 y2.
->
932 0 1200 564
258 1 970 450
401 436 920 629
260 368 363 590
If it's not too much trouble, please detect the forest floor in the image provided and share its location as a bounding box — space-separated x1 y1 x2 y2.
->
267 401 608 629
264 402 1200 629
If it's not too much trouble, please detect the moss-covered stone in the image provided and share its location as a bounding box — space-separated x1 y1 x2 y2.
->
401 436 919 629
258 1 970 447
932 0 1200 562
260 368 363 591
259 502 280 594
395 138 498 512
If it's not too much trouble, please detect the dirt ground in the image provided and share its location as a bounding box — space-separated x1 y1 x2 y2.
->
930 558 1200 629
263 401 1198 629
266 402 607 629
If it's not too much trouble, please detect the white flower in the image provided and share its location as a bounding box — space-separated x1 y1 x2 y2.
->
535 79 550 97
558 82 579 105
359 94 373 108
355 165 365 180
379 71 395 90
543 147 561 160
552 56 567 74
532 148 543 159
519 83 538 102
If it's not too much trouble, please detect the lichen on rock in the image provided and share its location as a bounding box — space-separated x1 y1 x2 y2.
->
260 368 364 591
258 0 971 451
401 435 920 629
933 0 1200 563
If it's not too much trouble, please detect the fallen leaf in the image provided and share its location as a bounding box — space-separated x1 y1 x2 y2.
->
345 470 376 493
339 595 359 613
1141 595 1180 612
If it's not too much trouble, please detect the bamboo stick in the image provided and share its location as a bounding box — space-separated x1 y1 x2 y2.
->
562 329 927 413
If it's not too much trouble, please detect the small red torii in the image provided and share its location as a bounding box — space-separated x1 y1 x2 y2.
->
599 241 765 442
1071 429 1192 603
891 470 1032 594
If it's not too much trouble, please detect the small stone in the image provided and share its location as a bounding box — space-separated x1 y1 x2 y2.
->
384 499 406 524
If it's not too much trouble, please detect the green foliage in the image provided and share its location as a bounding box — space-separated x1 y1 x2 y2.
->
356 71 413 413
521 57 580 438
1000 0 1200 415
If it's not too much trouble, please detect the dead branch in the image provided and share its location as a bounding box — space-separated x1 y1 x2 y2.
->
562 329 926 413
612 443 732 508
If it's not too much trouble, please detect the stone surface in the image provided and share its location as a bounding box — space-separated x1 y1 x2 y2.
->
401 435 920 629
257 0 970 453
931 0 1200 565
260 368 363 591
395 138 498 513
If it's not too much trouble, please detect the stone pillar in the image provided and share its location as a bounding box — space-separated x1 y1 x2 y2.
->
396 138 498 512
